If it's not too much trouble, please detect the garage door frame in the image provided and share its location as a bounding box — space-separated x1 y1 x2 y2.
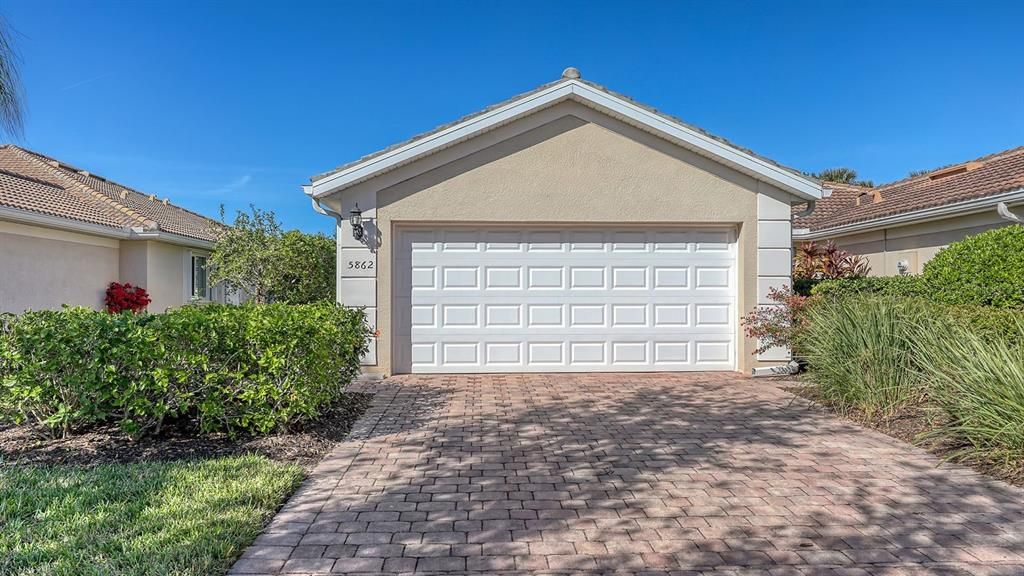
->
391 222 740 374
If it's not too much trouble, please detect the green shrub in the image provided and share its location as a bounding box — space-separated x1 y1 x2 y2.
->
0 303 369 437
796 296 928 417
922 224 1024 308
811 275 926 300
915 315 1024 465
153 303 368 435
939 304 1024 349
0 309 160 437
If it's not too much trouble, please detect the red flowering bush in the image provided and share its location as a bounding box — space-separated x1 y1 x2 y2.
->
105 282 151 313
741 286 812 355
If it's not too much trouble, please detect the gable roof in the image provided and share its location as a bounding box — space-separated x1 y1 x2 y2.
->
309 69 824 201
795 146 1024 235
0 145 222 244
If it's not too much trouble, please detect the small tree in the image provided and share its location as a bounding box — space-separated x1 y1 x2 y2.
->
274 230 335 304
209 206 335 304
741 286 812 355
208 206 282 304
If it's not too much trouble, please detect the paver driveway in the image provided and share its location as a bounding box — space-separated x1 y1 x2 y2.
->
232 373 1024 575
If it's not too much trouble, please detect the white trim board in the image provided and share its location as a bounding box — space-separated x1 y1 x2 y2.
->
310 79 823 202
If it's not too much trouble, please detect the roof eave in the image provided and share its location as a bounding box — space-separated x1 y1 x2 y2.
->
0 205 216 249
793 188 1024 240
309 79 822 202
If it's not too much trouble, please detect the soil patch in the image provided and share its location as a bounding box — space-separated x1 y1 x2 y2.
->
0 393 373 471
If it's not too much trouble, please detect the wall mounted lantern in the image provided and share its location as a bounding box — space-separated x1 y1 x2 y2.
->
349 203 364 241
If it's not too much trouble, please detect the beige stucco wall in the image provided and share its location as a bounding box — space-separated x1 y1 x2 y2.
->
0 221 120 313
1 221 204 314
350 104 775 375
820 210 1014 276
143 241 190 312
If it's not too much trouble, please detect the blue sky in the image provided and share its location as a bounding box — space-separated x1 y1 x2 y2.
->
5 1 1022 234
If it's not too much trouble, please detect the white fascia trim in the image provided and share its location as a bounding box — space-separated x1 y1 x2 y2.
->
311 82 575 197
0 205 131 239
129 228 215 250
310 79 823 201
793 188 1024 240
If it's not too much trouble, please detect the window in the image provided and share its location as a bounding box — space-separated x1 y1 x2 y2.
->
191 255 209 300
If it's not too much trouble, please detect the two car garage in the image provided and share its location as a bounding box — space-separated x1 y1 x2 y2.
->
306 72 820 375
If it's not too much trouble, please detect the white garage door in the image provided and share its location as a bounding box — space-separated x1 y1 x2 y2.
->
393 227 737 373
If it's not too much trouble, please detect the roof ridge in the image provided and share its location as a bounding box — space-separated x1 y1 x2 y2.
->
0 167 66 190
311 74 816 190
9 144 224 229
875 145 1024 191
9 145 159 230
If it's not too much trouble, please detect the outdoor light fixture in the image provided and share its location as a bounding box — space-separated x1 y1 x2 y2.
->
349 203 365 241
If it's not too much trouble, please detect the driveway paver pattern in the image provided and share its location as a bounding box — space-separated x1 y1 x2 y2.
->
232 373 1024 575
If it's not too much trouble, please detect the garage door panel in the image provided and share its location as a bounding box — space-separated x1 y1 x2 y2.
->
395 227 736 373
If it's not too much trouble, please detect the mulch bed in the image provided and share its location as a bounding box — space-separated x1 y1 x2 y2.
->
783 380 1024 487
0 393 373 471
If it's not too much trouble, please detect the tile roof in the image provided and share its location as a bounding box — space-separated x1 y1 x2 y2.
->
312 75 815 185
0 145 221 242
795 146 1024 232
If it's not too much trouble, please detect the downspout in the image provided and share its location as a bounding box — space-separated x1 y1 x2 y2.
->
304 184 345 224
793 200 817 219
997 201 1024 224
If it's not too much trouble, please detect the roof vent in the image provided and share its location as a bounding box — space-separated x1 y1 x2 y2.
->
929 161 983 180
162 198 169 205
78 170 89 177
856 190 883 206
148 194 156 201
120 190 128 199
46 160 59 167
561 67 581 80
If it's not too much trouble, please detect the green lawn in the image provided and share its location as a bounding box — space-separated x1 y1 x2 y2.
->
0 455 304 576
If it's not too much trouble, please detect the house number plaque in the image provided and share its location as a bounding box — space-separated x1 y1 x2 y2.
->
341 253 376 277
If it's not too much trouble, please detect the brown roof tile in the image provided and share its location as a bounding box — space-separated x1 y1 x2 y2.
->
795 146 1024 232
0 145 221 242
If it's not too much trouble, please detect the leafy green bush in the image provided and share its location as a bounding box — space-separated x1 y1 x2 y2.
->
915 314 1024 465
810 275 926 300
0 309 160 437
0 303 369 437
796 296 928 417
922 224 1024 308
940 304 1024 349
152 303 368 435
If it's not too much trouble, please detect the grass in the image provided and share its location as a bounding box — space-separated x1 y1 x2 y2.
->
798 296 927 418
915 317 1024 468
0 455 304 576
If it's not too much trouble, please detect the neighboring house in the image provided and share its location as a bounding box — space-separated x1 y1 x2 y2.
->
305 68 824 375
793 147 1024 275
0 145 224 313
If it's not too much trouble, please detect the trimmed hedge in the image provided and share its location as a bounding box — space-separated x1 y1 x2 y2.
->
811 275 926 299
0 303 370 437
810 225 1024 308
922 225 1024 308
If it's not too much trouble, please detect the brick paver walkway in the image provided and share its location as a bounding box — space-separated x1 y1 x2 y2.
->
232 373 1024 575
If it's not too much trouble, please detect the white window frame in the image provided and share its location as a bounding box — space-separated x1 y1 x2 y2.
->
187 251 211 301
